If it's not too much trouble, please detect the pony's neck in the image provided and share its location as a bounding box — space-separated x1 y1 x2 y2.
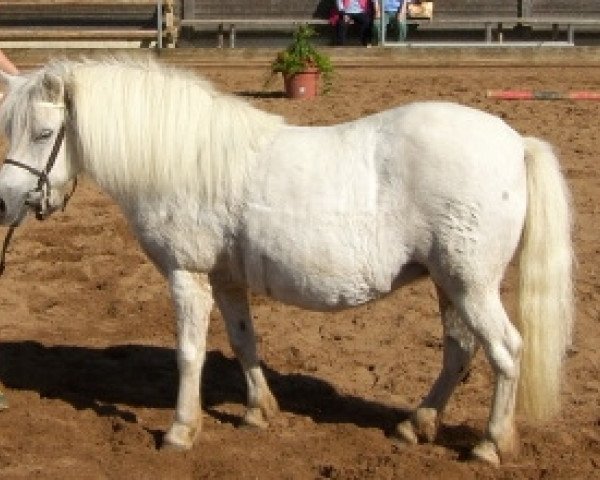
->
68 60 285 205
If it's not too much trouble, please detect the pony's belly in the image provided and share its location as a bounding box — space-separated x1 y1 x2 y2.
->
240 236 400 311
246 260 383 311
244 258 427 311
239 205 409 311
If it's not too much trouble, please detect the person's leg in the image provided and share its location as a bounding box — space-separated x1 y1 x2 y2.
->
385 12 396 42
372 15 381 45
336 16 347 45
335 15 344 45
398 16 407 42
377 12 399 44
372 11 390 45
355 12 372 45
368 12 375 45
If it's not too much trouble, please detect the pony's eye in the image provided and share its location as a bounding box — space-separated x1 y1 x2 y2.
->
34 129 53 141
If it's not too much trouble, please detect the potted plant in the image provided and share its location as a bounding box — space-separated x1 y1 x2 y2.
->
266 25 333 99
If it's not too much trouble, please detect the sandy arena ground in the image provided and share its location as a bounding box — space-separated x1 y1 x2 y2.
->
0 53 598 479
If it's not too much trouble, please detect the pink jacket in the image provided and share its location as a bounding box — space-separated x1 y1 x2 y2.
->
341 0 369 9
331 0 371 25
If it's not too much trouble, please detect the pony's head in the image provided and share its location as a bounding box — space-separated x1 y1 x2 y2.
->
0 57 286 219
0 66 77 225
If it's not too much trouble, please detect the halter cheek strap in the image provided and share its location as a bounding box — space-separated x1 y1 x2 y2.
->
3 124 67 221
0 124 76 275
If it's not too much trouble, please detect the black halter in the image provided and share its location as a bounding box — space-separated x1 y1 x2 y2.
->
3 124 66 221
0 124 76 275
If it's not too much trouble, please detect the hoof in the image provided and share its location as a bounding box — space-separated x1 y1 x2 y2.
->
162 422 198 450
471 440 501 466
0 393 8 411
241 392 279 429
413 407 439 443
394 419 419 445
241 407 269 429
393 408 439 446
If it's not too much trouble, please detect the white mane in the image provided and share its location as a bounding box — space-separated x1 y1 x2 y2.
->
5 57 285 203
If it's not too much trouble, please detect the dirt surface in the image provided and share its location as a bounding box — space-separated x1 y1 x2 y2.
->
0 57 599 479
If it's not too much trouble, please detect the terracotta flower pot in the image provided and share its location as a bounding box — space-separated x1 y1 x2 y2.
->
283 68 320 99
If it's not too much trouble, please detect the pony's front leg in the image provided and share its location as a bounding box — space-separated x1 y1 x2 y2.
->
396 287 478 445
212 283 278 428
163 270 213 450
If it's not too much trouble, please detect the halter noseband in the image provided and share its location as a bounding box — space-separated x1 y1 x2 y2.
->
3 124 67 221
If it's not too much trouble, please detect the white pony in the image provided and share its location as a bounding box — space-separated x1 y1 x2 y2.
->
0 58 573 465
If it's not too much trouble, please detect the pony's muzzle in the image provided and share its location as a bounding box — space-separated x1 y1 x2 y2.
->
0 195 11 225
0 188 28 226
24 190 43 209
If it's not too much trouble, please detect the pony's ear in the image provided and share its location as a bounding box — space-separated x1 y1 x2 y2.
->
42 72 64 103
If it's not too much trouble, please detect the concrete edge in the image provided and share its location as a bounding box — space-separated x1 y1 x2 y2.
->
3 46 600 70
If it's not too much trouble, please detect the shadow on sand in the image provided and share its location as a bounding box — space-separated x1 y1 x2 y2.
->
0 341 480 455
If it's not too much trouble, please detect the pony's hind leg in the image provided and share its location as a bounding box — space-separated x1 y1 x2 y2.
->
396 286 478 445
212 283 278 428
455 287 522 465
163 271 213 450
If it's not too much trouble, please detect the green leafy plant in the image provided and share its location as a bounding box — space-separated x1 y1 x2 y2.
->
266 25 334 94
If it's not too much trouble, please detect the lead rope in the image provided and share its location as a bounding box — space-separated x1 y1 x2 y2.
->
0 205 26 276
0 225 17 275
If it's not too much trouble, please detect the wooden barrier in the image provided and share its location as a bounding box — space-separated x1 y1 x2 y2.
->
0 1 177 48
405 16 600 44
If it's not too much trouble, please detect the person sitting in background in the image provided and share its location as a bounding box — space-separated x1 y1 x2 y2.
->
335 0 372 46
371 0 408 45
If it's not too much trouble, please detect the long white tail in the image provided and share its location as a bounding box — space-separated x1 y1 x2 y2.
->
516 137 574 421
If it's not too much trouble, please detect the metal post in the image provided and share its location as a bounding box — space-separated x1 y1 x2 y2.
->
229 24 236 48
379 0 385 46
567 24 575 45
157 0 163 49
485 22 492 43
217 23 224 48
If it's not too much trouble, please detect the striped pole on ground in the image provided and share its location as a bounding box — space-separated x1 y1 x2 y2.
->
487 90 600 100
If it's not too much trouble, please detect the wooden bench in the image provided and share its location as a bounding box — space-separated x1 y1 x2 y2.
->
180 0 600 48
181 15 600 48
402 16 600 45
0 0 177 48
179 17 330 48
179 0 332 48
